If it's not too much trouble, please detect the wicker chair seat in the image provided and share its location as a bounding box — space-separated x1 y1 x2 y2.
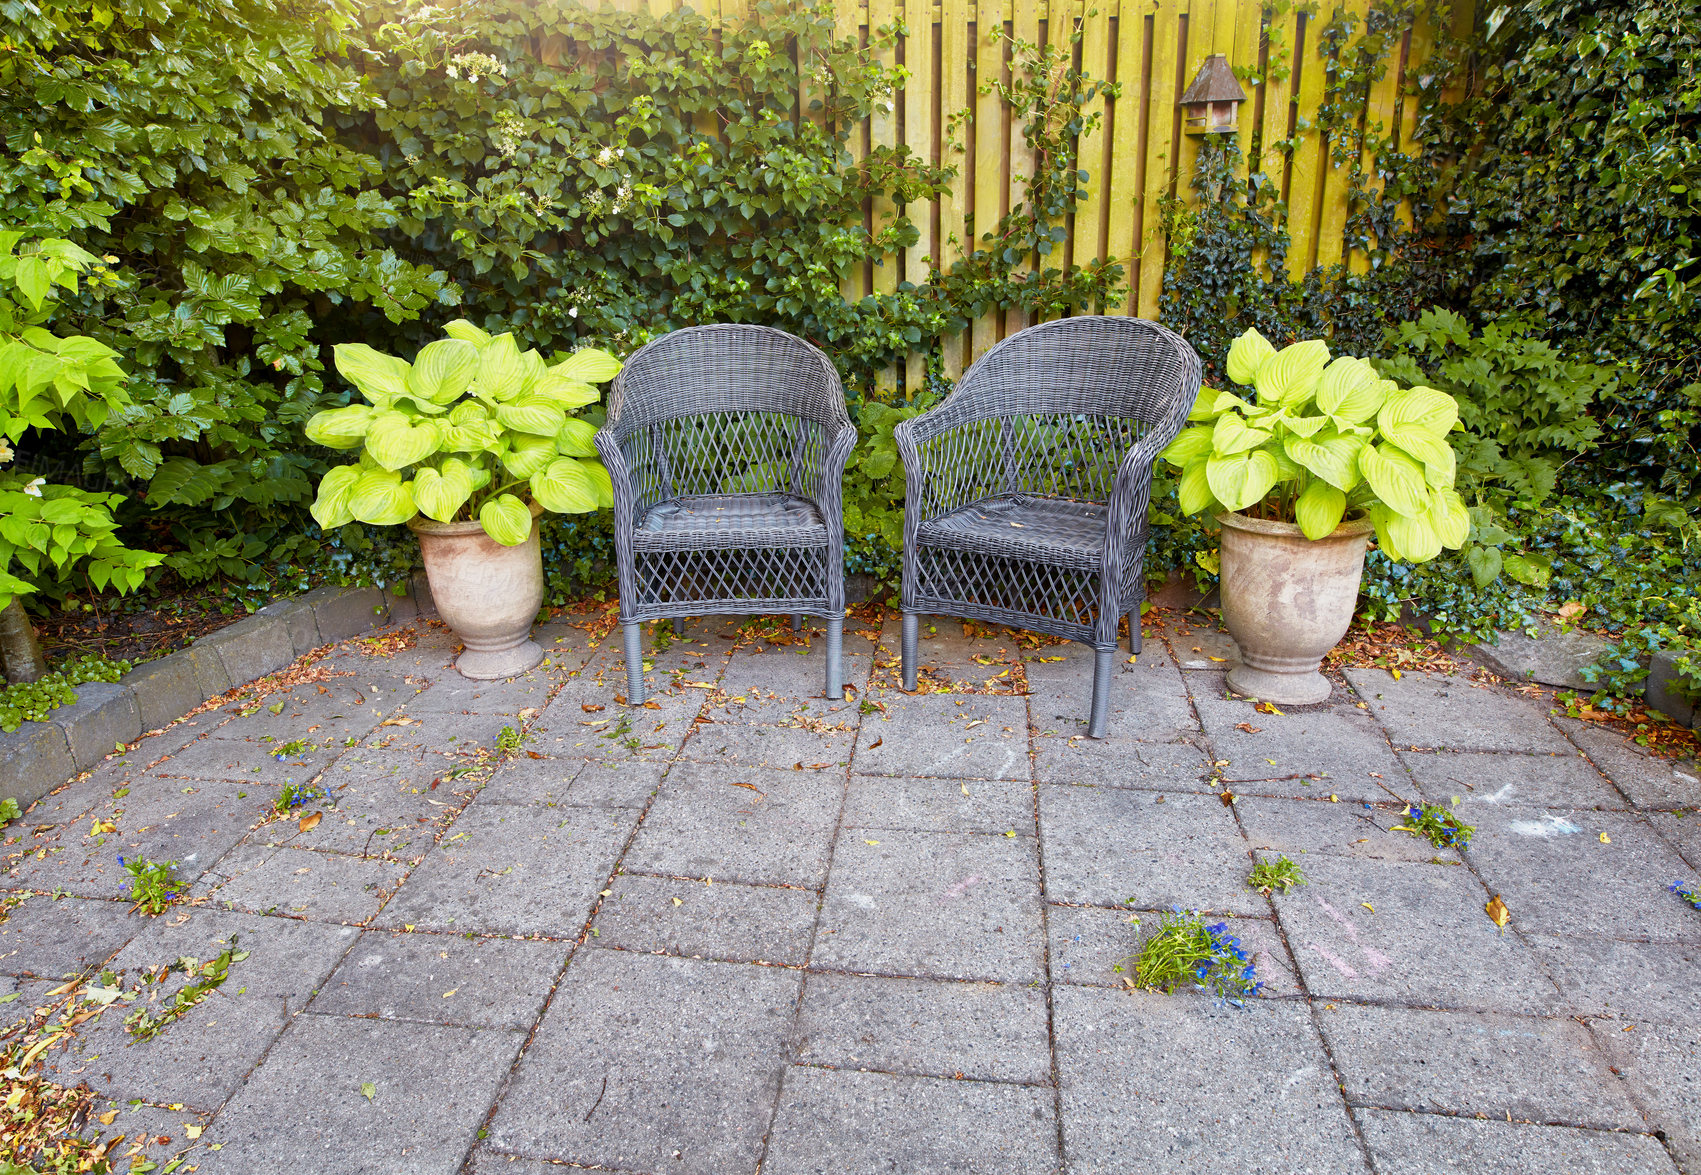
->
632 492 827 551
917 494 1108 570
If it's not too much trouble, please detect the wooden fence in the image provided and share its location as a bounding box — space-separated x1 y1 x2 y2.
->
602 0 1475 380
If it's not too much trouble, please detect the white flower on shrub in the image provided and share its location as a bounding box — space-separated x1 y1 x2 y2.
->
22 478 45 497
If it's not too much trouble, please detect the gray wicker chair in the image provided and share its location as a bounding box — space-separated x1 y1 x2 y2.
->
894 316 1200 738
596 324 857 706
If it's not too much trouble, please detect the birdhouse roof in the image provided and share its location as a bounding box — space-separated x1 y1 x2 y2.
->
1178 54 1247 105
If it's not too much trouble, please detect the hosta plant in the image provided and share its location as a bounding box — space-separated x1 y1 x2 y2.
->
1162 328 1470 563
306 322 619 545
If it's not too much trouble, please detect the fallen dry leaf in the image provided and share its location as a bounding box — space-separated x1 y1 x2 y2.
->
582 703 605 713
1219 790 1236 807
297 811 322 833
1486 894 1510 929
1235 723 1262 734
379 717 414 727
869 737 884 749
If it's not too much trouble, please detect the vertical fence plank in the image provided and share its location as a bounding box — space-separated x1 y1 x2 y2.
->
940 0 971 376
1073 0 1111 303
1105 0 1147 315
1257 3 1300 190
1136 0 1180 318
838 2 871 306
904 0 936 394
868 0 899 396
1173 0 1214 212
1348 8 1403 274
1226 0 1260 184
1314 0 1369 273
1284 7 1327 275
971 5 1007 361
1004 0 1041 336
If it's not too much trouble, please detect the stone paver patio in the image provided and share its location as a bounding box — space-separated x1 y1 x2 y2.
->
3 609 1699 1174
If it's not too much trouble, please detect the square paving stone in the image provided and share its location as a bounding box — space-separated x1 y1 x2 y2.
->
624 762 843 888
378 802 634 937
198 1013 522 1175
1193 703 1406 799
1236 796 1461 863
1463 808 1700 940
794 973 1050 1083
314 930 565 1029
1319 1003 1642 1130
479 755 665 809
1046 904 1298 995
1025 652 1200 742
109 906 357 1005
278 746 463 859
1030 733 1214 791
707 664 870 725
79 1101 210 1174
486 949 800 1175
198 844 407 923
843 775 1033 835
0 895 137 978
763 1067 1060 1175
1353 1109 1678 1175
1526 933 1701 1023
530 681 698 759
152 734 342 786
45 993 288 1111
1403 749 1626 810
7 775 257 899
1557 718 1701 809
1345 670 1572 753
1652 810 1701 870
813 829 1044 983
1270 855 1559 1012
1038 786 1249 911
854 693 1032 780
590 873 817 965
1593 1019 1701 1172
681 719 855 770
1052 984 1368 1175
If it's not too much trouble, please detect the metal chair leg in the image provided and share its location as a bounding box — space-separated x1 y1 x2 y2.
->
1088 645 1114 738
1128 609 1143 655
825 615 844 700
901 612 919 692
622 621 646 706
792 613 804 633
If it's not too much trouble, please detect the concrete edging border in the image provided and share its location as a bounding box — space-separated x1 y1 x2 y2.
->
0 572 434 810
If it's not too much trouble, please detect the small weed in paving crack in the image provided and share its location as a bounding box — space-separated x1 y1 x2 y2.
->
125 938 249 1040
495 724 531 757
271 737 312 760
1122 908 1265 1005
118 856 182 915
1392 802 1476 850
1248 855 1308 895
274 781 327 813
0 796 20 827
1669 880 1701 911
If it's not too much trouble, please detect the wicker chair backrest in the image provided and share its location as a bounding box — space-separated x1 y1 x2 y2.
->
607 324 849 433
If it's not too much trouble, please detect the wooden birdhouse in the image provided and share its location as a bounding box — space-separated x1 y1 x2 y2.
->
1179 54 1246 135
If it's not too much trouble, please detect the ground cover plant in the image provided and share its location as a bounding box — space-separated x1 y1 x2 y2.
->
1248 855 1307 896
1392 802 1475 852
1126 909 1264 1004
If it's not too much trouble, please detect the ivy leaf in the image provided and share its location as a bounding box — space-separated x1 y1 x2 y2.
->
1466 544 1504 588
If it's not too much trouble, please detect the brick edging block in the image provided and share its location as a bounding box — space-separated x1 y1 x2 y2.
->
0 582 417 811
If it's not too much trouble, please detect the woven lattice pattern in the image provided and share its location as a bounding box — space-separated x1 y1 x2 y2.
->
596 324 855 703
895 316 1200 735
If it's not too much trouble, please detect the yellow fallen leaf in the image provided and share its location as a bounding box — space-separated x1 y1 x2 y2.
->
672 897 683 906
960 782 971 797
1391 668 1403 680
442 988 458 998
297 811 322 833
185 1125 203 1139
99 1110 118 1126
1329 794 1339 802
1599 832 1610 843
379 717 414 726
1486 894 1510 929
90 819 116 836
1004 830 1017 837
864 839 880 846
1361 903 1375 913
599 889 612 897
1208 656 1227 662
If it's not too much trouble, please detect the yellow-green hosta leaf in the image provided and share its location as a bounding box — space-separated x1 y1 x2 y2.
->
1254 339 1329 405
334 343 411 407
1378 385 1459 464
1358 443 1430 518
364 412 443 471
442 456 491 493
580 458 614 508
1268 443 1304 482
1225 328 1276 387
555 348 623 383
443 419 500 452
1388 510 1443 562
347 468 416 526
477 333 527 401
1367 504 1403 561
1295 480 1348 540
1186 386 1225 422
479 493 533 546
531 457 600 514
533 371 601 408
448 399 490 426
1284 431 1365 492
1427 487 1470 549
495 396 567 437
1211 412 1273 456
1278 413 1330 438
1206 449 1280 513
1423 439 1457 490
443 319 492 347
408 464 475 523
1177 461 1217 515
304 405 374 450
310 464 361 530
520 348 548 392
1162 425 1215 467
407 338 479 405
1314 356 1385 426
502 433 557 478
555 417 600 457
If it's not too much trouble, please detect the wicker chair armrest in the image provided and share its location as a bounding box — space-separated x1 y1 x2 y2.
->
892 415 943 529
1103 370 1198 556
593 427 639 532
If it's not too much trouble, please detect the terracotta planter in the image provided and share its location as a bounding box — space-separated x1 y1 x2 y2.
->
1216 511 1374 705
409 506 545 681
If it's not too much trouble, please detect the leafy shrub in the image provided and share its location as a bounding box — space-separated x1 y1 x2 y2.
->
306 324 617 543
0 655 131 732
1164 328 1469 561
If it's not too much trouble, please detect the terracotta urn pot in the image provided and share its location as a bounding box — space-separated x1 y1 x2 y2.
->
1216 511 1374 705
408 505 545 680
